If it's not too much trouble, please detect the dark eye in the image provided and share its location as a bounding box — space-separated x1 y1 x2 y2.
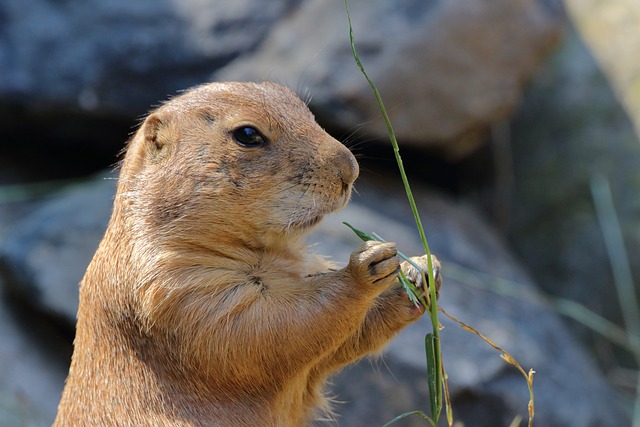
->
232 126 266 147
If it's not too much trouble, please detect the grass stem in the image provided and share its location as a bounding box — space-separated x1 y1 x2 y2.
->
591 174 640 426
344 0 443 422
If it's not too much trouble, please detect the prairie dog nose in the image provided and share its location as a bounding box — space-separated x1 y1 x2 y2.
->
334 143 359 186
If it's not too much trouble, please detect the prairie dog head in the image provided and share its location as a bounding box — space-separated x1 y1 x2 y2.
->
118 82 359 248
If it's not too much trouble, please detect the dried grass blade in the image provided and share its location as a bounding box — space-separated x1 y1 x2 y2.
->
439 307 535 427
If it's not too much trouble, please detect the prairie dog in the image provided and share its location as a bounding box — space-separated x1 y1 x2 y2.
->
54 82 441 426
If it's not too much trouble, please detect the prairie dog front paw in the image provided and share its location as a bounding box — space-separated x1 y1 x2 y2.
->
347 240 399 288
402 254 442 300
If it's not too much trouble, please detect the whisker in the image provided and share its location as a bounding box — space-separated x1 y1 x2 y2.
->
339 122 368 144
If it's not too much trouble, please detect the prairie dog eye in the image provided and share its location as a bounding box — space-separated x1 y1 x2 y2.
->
232 126 267 147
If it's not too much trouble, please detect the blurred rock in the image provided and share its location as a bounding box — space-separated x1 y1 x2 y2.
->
215 0 564 158
1 0 562 160
323 180 628 426
1 0 307 168
0 174 628 425
0 176 115 321
0 0 301 115
565 0 640 137
508 28 640 360
0 290 70 427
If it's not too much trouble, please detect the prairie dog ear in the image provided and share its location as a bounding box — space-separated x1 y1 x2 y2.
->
121 111 176 178
143 112 176 155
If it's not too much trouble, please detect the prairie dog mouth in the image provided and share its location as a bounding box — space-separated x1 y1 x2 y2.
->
284 183 351 231
287 214 323 231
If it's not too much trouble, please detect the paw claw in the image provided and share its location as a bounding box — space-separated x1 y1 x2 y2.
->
401 254 442 298
348 241 399 288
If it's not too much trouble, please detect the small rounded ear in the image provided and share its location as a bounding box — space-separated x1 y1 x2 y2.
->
144 112 169 151
121 111 175 178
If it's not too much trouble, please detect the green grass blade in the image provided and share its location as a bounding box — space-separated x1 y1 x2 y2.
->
343 221 375 242
591 174 640 426
591 175 640 346
344 0 444 423
425 333 442 421
343 222 428 307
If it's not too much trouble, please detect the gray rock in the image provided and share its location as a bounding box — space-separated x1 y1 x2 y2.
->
0 174 628 425
0 277 71 427
0 176 115 320
215 0 563 158
0 0 301 115
564 0 640 137
508 28 640 353
322 180 628 426
1 0 562 159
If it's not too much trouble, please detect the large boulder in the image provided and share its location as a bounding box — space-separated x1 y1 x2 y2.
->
0 0 301 115
0 0 302 165
1 0 562 159
0 174 629 426
215 0 563 157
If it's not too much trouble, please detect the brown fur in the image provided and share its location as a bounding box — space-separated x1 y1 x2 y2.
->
54 82 441 427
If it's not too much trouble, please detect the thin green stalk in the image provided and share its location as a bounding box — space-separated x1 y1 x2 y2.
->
343 0 438 356
590 175 640 348
343 229 438 427
344 1 443 422
591 174 640 426
343 224 428 312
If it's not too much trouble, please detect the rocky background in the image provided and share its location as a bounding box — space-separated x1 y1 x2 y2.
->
0 0 638 426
